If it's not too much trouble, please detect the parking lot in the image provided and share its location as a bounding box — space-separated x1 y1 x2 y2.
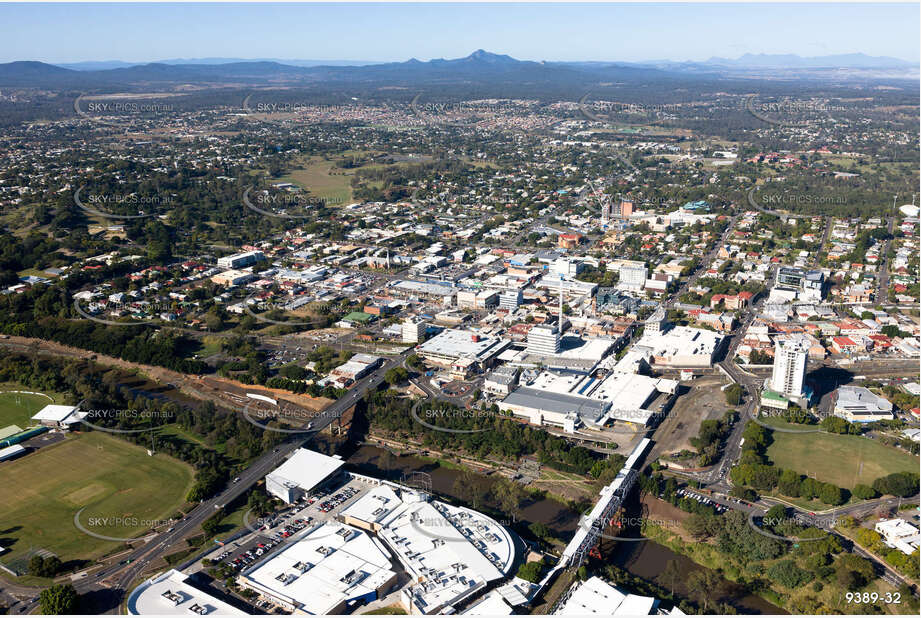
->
674 487 730 514
206 475 377 576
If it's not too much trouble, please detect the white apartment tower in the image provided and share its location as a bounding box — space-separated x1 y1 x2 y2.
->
402 318 427 344
527 323 561 356
618 261 647 292
499 289 523 310
770 336 809 399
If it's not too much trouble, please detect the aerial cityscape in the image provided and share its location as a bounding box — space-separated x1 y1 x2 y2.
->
0 2 918 616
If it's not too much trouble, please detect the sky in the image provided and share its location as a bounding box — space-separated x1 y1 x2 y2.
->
0 2 918 65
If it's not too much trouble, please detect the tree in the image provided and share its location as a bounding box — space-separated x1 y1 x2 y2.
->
852 484 879 500
777 469 802 497
204 307 225 331
29 555 63 578
835 553 875 588
201 509 224 538
515 559 544 583
724 384 744 406
528 521 551 541
872 471 920 498
767 560 813 588
764 504 787 530
280 364 308 380
384 366 408 386
729 485 759 502
684 513 714 539
39 584 78 615
881 324 902 338
686 569 723 612
820 416 851 434
818 483 846 506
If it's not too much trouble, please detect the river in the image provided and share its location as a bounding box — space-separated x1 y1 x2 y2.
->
608 540 786 614
346 444 785 614
344 444 581 537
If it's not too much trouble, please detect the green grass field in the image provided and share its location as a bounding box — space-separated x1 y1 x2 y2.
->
279 156 353 205
0 388 63 431
766 430 919 489
157 424 224 455
0 432 194 566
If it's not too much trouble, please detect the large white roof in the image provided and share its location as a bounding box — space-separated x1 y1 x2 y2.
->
242 523 396 615
555 576 656 615
266 448 344 493
417 328 510 362
461 590 514 615
32 404 81 424
556 576 625 614
128 569 246 615
341 484 516 614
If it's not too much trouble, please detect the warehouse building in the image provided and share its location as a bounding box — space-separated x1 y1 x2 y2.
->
265 448 345 504
632 324 724 367
339 483 516 615
501 387 607 432
329 354 383 382
501 369 676 430
31 404 85 429
0 444 26 462
874 519 920 556
211 269 255 287
217 250 265 269
555 576 657 615
833 386 895 423
457 290 499 311
483 366 520 396
416 329 510 376
128 569 246 615
390 279 457 300
238 522 398 615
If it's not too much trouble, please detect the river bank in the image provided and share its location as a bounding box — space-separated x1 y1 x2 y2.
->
343 443 582 543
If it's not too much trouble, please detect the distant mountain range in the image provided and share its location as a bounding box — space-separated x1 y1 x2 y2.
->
53 51 916 72
616 53 918 78
703 52 916 68
0 50 916 90
56 58 383 71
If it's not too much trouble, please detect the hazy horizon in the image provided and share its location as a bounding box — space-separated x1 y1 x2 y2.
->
1 2 918 65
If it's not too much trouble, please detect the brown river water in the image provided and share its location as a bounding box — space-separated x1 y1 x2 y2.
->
345 444 785 614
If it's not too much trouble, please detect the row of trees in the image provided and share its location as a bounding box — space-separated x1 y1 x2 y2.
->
0 284 206 375
731 423 849 505
0 353 284 505
839 518 920 579
731 423 920 504
365 390 625 478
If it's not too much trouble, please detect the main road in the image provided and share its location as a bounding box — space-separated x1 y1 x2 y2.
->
875 216 896 303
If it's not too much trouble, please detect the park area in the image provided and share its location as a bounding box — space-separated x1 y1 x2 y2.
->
0 431 194 571
279 156 353 205
0 388 66 431
766 428 919 490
